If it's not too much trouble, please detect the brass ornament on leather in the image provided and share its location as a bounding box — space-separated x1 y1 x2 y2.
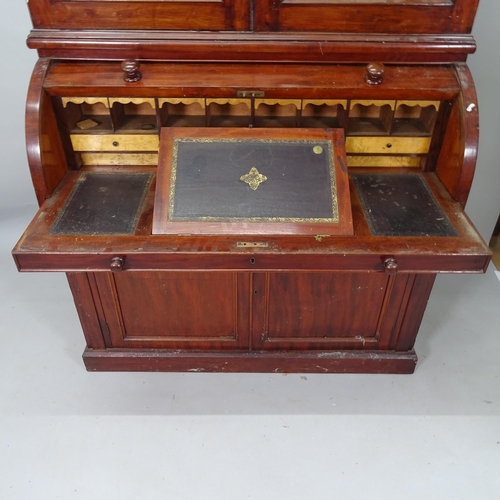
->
240 167 268 191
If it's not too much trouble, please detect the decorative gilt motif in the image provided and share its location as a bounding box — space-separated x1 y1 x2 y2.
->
240 167 268 191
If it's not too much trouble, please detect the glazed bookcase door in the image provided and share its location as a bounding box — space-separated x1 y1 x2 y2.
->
27 0 251 31
254 0 479 34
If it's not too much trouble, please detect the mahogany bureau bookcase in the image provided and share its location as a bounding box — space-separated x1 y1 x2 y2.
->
13 0 491 373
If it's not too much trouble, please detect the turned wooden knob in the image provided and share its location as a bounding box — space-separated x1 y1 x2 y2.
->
110 256 125 273
365 62 385 85
383 257 398 275
121 60 142 83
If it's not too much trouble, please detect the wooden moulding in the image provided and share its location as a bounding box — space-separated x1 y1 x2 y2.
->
82 348 418 374
27 31 477 64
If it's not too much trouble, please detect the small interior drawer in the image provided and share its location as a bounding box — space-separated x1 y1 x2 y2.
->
346 136 431 155
70 134 159 152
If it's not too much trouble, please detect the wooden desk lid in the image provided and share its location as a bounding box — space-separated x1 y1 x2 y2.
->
152 128 353 236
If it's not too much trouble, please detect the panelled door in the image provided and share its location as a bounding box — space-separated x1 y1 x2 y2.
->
28 0 477 34
94 271 252 350
254 0 478 34
28 0 251 31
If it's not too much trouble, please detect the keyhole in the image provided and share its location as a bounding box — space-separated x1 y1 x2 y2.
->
250 257 256 264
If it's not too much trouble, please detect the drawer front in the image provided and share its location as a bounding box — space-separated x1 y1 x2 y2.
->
70 134 159 152
346 156 421 168
80 153 159 166
346 136 431 155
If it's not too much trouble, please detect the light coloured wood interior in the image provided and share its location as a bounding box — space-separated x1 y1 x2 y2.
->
346 136 431 154
79 102 109 116
70 134 160 152
350 100 396 110
109 97 156 107
346 156 421 167
80 153 159 166
62 97 109 108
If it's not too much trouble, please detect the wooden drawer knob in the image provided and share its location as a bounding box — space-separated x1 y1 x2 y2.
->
121 60 142 83
365 63 385 85
110 256 125 273
384 257 398 275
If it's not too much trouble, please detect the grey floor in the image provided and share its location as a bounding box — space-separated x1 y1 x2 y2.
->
1 205 500 499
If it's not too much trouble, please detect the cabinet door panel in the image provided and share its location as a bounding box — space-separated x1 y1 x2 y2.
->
252 272 411 350
29 0 250 31
255 0 477 35
95 271 251 349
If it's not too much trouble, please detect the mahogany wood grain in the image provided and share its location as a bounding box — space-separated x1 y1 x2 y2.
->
27 0 478 35
13 169 491 274
251 272 390 350
25 58 69 205
66 272 107 349
394 274 437 352
18 0 487 373
435 65 479 207
93 271 252 350
82 347 418 374
423 96 453 172
27 31 477 64
257 2 473 35
377 274 412 351
27 0 250 31
42 63 461 101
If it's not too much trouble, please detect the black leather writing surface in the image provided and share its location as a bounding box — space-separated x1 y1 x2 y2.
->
169 138 339 223
352 173 457 237
50 172 153 235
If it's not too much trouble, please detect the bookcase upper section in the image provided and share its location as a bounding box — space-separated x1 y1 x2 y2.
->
27 0 479 34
